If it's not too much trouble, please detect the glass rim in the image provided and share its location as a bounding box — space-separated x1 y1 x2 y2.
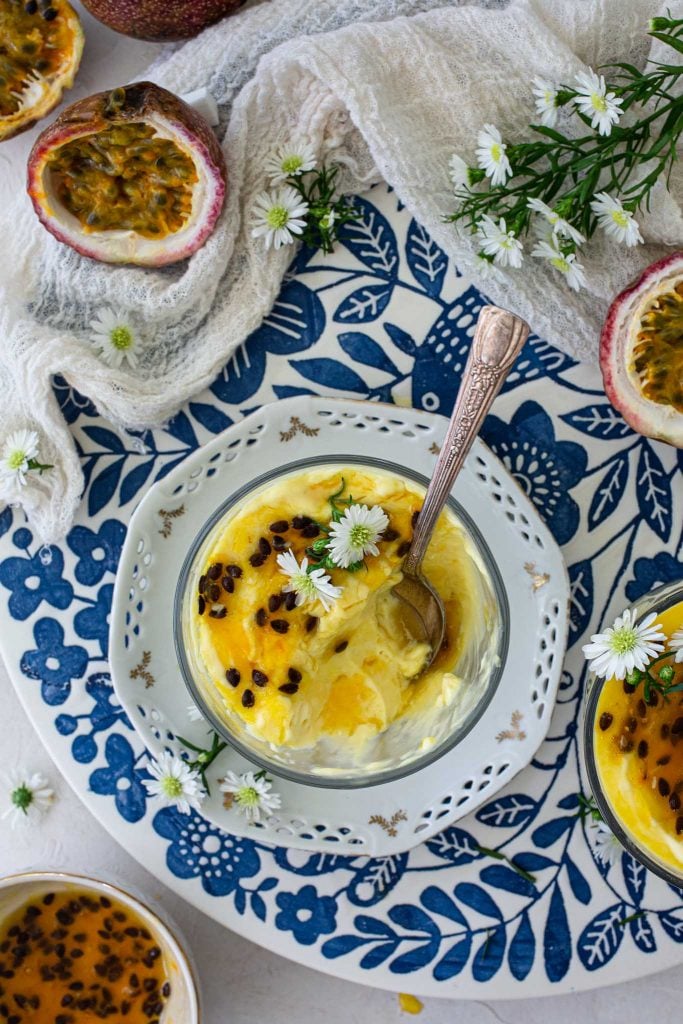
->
173 453 510 789
583 579 683 887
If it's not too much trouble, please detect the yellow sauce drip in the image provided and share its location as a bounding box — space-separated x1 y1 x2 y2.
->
47 123 198 237
0 885 171 1023
595 600 683 870
0 0 72 116
632 280 683 414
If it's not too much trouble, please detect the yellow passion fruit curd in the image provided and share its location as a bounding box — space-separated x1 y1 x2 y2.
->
594 600 683 872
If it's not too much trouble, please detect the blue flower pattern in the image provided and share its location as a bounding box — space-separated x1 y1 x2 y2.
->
0 186 680 991
275 885 338 945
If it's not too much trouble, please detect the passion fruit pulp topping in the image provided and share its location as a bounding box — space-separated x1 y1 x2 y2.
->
0 0 73 117
47 122 199 238
632 280 683 414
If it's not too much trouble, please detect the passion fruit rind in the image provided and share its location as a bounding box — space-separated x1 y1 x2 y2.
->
600 251 683 448
27 82 227 267
0 0 84 142
80 0 247 42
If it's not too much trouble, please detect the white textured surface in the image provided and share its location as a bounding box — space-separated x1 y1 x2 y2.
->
1 4 683 1021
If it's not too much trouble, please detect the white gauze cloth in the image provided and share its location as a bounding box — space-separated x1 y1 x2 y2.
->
0 0 680 541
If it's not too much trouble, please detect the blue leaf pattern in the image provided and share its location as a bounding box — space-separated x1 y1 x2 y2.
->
577 903 628 970
561 404 634 440
405 219 447 297
543 883 571 982
588 453 629 530
636 442 673 541
334 283 393 325
508 912 535 981
475 795 538 830
339 197 398 278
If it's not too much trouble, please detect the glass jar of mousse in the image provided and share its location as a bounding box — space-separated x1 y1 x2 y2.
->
584 580 683 884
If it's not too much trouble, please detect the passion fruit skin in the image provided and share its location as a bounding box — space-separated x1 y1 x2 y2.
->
27 82 227 267
0 0 84 143
80 0 247 41
600 252 683 448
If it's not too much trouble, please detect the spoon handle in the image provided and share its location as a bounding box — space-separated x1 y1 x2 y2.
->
403 305 530 575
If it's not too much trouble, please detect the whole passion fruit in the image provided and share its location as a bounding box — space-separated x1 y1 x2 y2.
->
0 0 84 142
80 0 247 42
600 253 683 448
27 82 227 267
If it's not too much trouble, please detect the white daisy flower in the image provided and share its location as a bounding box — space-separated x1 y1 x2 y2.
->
265 140 317 183
532 77 559 128
532 238 587 291
276 549 342 612
1 769 54 829
327 503 389 569
527 197 585 246
187 702 205 722
473 253 504 282
251 186 310 250
582 607 666 680
668 627 683 664
590 192 643 247
476 215 524 269
143 751 205 815
573 70 623 136
220 770 281 823
475 124 512 187
0 428 40 488
449 154 471 192
89 307 139 369
591 819 622 868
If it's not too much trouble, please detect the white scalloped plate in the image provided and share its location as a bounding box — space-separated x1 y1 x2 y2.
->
109 396 569 857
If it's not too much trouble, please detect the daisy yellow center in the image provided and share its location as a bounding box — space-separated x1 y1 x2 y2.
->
611 209 629 229
110 325 133 351
500 235 514 250
266 205 290 230
11 784 33 812
349 524 372 547
161 776 184 798
551 255 571 273
610 625 638 655
236 786 260 808
292 573 317 597
490 143 502 162
281 155 303 174
591 92 608 112
7 449 27 470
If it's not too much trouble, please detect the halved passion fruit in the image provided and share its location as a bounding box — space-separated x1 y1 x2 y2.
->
0 0 84 142
27 82 227 266
600 253 683 448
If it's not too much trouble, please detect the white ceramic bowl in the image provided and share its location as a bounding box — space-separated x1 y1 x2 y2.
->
0 871 199 1023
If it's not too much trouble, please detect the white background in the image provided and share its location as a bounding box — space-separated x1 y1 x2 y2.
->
1 3 682 1021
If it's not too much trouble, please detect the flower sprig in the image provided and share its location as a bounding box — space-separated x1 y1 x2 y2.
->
303 478 389 573
253 140 358 254
0 429 52 496
446 15 683 288
173 730 227 796
582 605 683 701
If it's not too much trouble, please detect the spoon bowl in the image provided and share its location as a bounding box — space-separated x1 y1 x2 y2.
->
394 305 530 671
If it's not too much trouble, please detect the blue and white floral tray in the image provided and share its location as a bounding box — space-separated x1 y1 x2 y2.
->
1 185 682 997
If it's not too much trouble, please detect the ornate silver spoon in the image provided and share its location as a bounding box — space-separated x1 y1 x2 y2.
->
393 304 530 669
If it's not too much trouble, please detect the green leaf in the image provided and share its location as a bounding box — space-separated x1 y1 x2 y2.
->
650 30 683 54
